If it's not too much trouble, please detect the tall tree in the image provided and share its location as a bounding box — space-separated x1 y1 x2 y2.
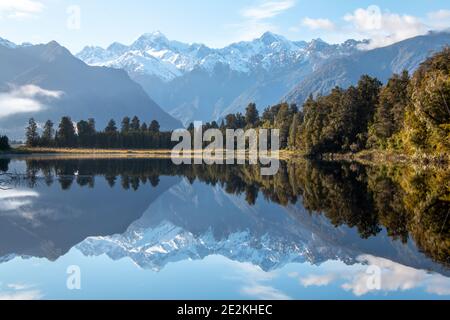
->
149 120 160 133
0 135 10 151
105 119 118 133
56 117 76 147
131 116 140 131
121 117 130 133
41 120 55 146
26 118 39 147
245 103 259 127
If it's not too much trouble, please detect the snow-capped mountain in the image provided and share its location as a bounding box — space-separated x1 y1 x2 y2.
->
0 37 16 49
77 31 363 82
76 31 369 124
77 179 447 274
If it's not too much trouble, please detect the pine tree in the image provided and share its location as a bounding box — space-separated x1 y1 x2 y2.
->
0 135 10 151
149 120 160 133
56 117 76 147
245 103 259 127
26 118 39 147
131 116 140 131
41 120 54 146
105 119 118 133
121 117 130 133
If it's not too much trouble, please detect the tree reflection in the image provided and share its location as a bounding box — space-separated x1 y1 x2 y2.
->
21 157 449 266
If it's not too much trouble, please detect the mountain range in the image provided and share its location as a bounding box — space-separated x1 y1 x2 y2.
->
1 31 449 135
0 38 181 139
77 31 450 125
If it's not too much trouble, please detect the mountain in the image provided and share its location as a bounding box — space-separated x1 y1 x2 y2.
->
77 31 450 125
0 39 182 139
284 32 450 105
77 32 365 125
77 179 448 275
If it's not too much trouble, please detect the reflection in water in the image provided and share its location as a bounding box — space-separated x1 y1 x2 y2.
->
0 156 448 299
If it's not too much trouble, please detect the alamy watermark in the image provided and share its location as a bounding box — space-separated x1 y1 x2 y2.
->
171 125 280 176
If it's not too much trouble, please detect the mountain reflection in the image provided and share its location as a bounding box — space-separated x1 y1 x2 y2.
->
0 156 448 272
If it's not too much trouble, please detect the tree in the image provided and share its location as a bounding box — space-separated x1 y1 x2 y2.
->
0 135 10 151
245 103 259 127
369 71 410 149
26 118 39 147
141 122 148 131
275 103 294 149
56 117 76 147
121 117 130 133
105 119 118 133
403 48 450 153
131 116 140 131
41 120 55 146
77 120 92 147
149 120 160 133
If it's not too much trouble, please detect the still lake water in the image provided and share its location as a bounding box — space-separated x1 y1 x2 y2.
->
0 155 449 300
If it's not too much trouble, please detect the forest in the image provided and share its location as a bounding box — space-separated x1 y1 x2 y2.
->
15 47 450 160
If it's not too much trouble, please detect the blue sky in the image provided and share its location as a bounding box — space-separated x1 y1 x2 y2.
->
0 0 449 53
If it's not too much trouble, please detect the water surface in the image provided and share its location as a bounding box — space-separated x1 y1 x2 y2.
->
0 156 448 300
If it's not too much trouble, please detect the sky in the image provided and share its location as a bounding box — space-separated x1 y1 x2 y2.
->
0 0 449 53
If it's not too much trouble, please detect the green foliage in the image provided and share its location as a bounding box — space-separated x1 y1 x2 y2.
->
0 135 10 151
32 116 173 149
56 116 77 147
245 103 259 127
26 118 39 147
403 48 450 154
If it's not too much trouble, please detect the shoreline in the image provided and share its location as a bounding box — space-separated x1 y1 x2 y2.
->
4 147 449 167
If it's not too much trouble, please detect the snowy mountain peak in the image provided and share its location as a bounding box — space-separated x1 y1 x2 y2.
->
259 31 286 45
76 31 363 82
0 36 16 49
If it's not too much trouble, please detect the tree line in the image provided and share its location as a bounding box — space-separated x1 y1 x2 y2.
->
20 48 450 156
25 116 177 149
216 48 450 157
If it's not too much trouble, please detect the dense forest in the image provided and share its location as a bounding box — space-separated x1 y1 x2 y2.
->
213 48 449 158
4 157 448 266
12 47 450 159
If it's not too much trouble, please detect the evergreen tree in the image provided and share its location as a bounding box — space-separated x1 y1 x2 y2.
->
41 120 55 146
56 117 76 147
131 116 140 131
149 120 160 133
26 118 39 147
105 119 118 133
245 103 259 127
121 117 131 133
0 135 10 151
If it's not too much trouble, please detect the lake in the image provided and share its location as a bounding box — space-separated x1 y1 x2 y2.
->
0 156 448 300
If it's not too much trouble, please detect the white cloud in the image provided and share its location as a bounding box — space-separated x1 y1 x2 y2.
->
0 0 44 19
300 274 336 287
7 283 34 290
342 255 450 296
231 0 296 42
344 5 428 49
0 189 39 211
0 85 63 119
241 284 292 300
427 9 450 29
0 290 42 300
241 0 295 20
226 260 292 300
302 17 335 31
